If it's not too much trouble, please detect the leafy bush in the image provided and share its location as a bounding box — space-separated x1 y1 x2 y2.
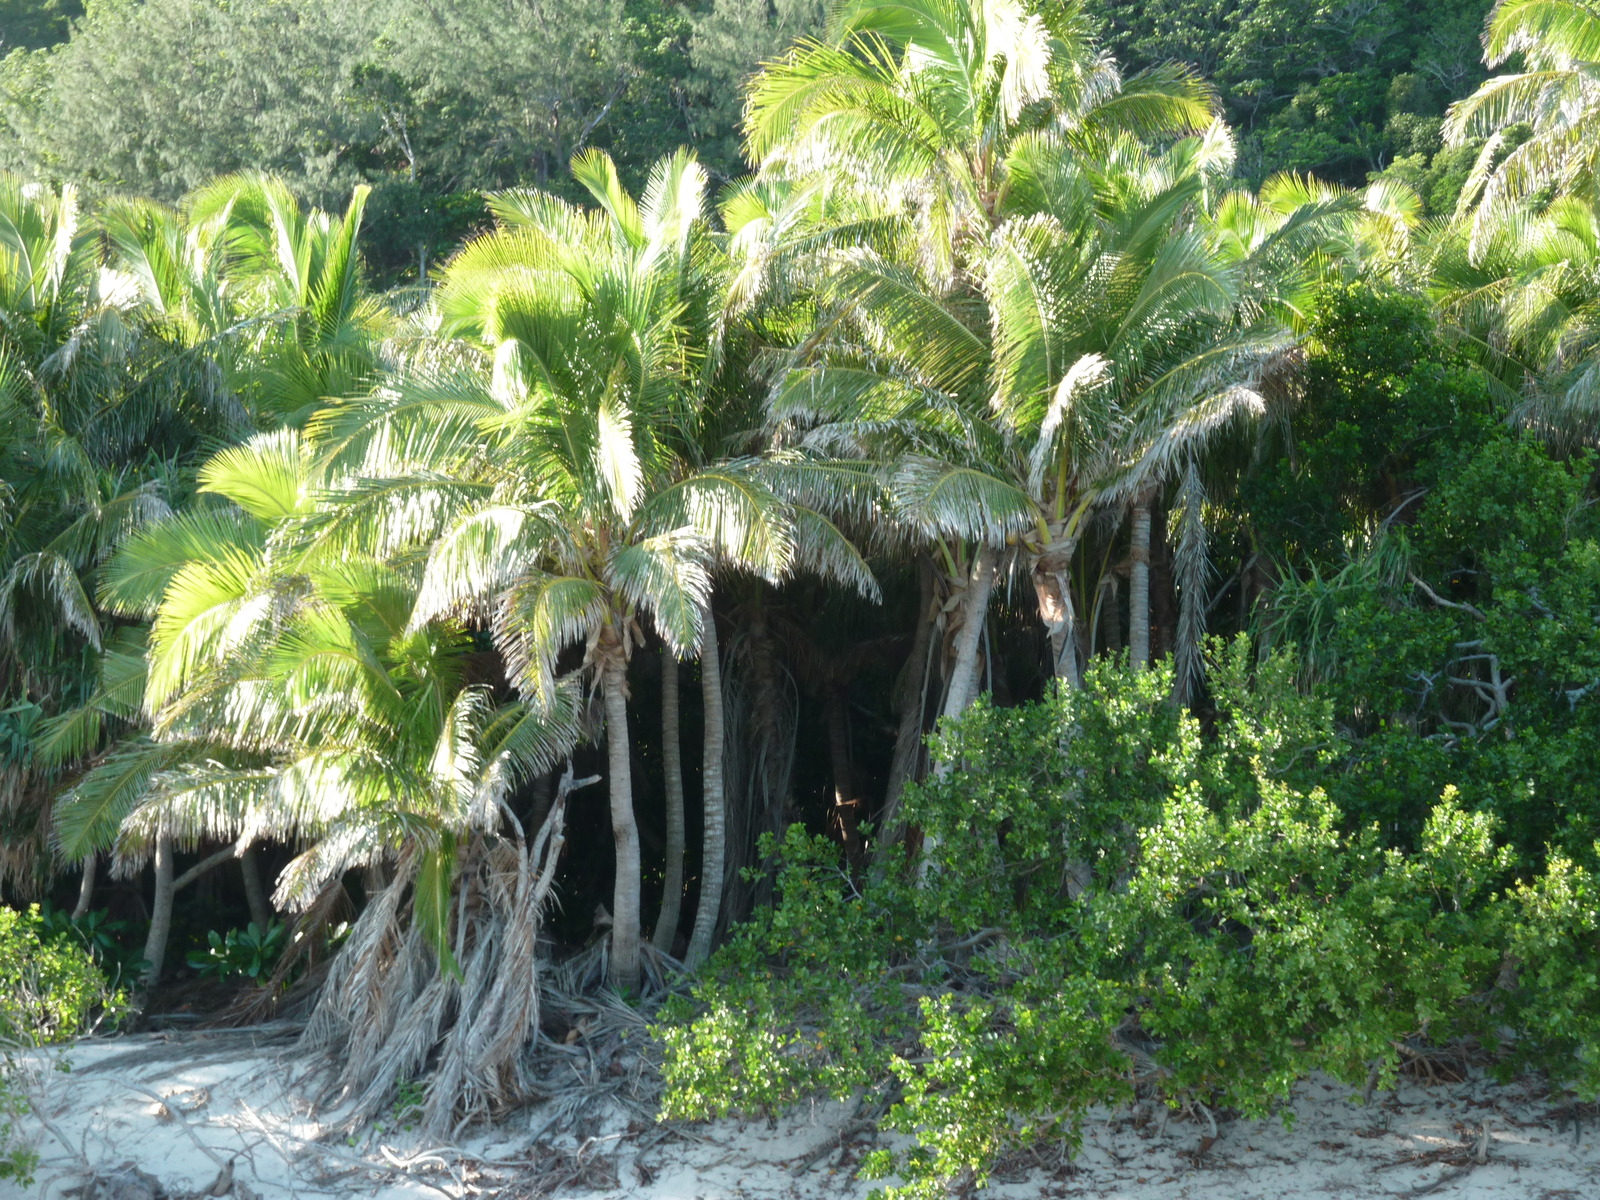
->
34 905 144 982
1493 853 1600 1098
0 905 126 1045
658 642 1598 1198
0 904 127 1186
187 922 288 986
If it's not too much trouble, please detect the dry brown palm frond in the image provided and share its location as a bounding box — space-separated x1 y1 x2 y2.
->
299 768 595 1136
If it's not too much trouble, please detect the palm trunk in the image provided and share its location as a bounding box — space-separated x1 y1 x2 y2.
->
880 558 937 845
921 541 999 871
601 646 642 992
1030 530 1083 687
941 544 998 724
651 648 685 955
140 837 175 1002
824 686 863 861
919 548 997 878
241 845 272 931
1130 497 1152 671
685 609 725 970
1151 502 1176 662
71 854 96 919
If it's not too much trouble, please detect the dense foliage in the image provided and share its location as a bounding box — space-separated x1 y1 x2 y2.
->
661 649 1600 1196
0 0 1504 283
0 903 125 1184
1 0 1600 1189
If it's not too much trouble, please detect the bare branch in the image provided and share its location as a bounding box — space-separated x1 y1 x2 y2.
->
1410 574 1486 621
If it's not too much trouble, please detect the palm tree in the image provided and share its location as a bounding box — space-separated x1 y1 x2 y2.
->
1428 192 1600 440
53 428 584 1115
651 642 686 954
745 0 1214 273
184 175 385 427
745 0 1217 706
0 177 247 896
766 123 1383 711
307 150 871 990
1444 0 1600 246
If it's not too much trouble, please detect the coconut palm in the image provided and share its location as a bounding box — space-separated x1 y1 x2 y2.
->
1428 191 1600 441
766 117 1383 712
1100 169 1422 691
744 0 1217 713
745 0 1214 273
52 429 584 1119
309 149 873 989
1444 0 1600 246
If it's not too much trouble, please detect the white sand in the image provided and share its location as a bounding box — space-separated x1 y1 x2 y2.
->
5 1032 1598 1199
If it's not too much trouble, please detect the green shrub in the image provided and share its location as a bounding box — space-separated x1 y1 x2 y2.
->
1493 851 1600 1098
187 921 289 986
657 642 1571 1198
0 904 128 1186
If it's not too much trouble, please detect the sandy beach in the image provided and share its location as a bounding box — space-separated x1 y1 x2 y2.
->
5 1029 1597 1199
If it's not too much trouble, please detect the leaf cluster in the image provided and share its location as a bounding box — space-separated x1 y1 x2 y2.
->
658 641 1600 1197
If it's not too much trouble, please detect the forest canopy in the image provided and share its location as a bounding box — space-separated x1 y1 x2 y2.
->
3 0 1600 1196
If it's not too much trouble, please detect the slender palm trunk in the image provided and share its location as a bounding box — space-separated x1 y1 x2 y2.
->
824 686 863 861
919 549 997 877
880 558 937 846
941 544 998 724
71 854 96 919
241 845 272 931
1031 527 1083 687
651 648 685 954
601 647 642 992
685 609 725 970
140 837 175 1001
1130 497 1152 671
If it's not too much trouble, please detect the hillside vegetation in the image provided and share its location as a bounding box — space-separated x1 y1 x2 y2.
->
0 1 1598 1196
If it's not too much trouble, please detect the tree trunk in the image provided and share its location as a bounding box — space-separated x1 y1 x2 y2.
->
1030 530 1082 687
1151 502 1176 662
685 608 725 970
1130 497 1152 671
140 837 175 1001
879 557 938 848
942 544 999 723
241 845 272 931
651 648 685 955
824 686 864 861
601 644 642 992
1092 575 1121 658
71 854 96 919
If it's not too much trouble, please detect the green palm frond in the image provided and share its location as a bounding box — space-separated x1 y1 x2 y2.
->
890 455 1037 542
197 428 310 522
114 759 279 857
493 573 608 706
34 628 148 766
99 505 264 619
1483 0 1600 67
144 543 270 711
571 150 646 250
609 530 711 654
52 738 197 861
0 549 101 649
639 461 796 580
410 503 565 630
478 681 585 793
789 505 882 600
